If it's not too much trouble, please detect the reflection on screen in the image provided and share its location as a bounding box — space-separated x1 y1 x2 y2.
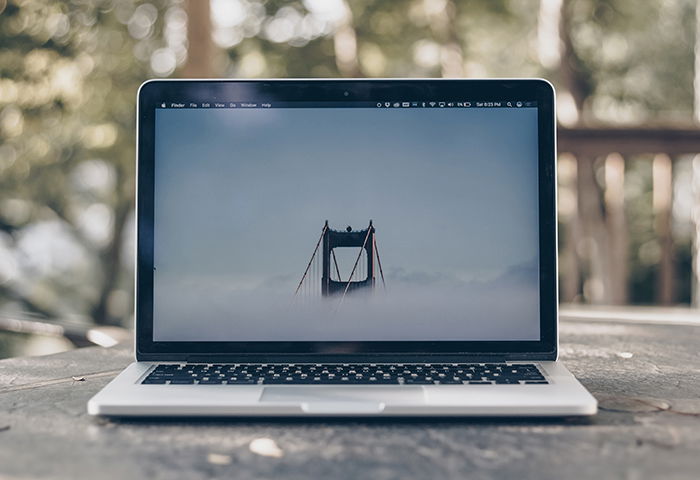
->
152 106 540 341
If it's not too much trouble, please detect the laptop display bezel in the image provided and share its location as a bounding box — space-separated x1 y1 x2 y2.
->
135 79 558 361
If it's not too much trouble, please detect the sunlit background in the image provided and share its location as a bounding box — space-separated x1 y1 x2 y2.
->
1 0 699 358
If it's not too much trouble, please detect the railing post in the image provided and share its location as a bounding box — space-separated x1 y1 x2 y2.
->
577 156 611 303
653 154 675 305
558 153 581 302
692 155 700 306
605 153 628 304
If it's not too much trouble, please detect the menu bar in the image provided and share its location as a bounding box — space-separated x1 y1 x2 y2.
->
157 100 538 109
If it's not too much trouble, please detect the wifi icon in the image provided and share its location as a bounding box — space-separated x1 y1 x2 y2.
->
429 102 436 107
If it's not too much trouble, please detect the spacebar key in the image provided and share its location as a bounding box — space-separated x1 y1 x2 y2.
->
225 379 257 384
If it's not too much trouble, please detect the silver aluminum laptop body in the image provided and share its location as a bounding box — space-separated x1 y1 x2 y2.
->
88 79 597 417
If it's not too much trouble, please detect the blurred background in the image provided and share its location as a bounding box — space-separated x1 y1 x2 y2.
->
1 0 699 358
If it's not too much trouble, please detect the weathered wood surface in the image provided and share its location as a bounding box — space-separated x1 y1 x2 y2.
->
0 320 699 480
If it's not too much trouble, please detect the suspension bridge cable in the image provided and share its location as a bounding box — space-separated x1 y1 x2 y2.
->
331 249 342 282
373 236 386 288
337 223 372 309
294 223 327 296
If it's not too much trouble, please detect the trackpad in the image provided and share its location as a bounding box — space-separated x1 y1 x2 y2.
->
260 386 425 412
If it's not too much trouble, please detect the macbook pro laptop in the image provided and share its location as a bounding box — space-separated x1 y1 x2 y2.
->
88 79 597 416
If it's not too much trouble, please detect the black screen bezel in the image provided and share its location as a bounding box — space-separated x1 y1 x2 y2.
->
135 79 557 362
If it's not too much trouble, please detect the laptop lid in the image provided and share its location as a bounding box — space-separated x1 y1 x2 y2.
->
135 79 557 362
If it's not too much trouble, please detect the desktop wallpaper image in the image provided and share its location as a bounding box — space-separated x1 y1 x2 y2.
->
152 106 541 341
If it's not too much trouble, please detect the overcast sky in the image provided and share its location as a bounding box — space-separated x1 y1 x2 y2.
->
154 106 539 283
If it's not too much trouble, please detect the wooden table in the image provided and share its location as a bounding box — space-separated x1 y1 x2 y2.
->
1 319 699 479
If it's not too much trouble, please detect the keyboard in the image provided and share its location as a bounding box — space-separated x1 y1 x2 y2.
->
141 363 548 385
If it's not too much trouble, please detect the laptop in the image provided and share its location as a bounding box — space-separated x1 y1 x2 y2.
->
88 79 597 417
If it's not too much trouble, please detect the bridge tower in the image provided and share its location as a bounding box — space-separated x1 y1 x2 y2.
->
322 221 375 296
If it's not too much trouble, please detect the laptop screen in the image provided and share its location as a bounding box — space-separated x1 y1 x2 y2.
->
151 99 540 343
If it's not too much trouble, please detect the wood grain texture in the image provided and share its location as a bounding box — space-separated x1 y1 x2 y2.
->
0 320 698 480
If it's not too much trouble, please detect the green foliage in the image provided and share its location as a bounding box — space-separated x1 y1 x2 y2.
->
0 0 172 325
0 0 697 336
564 0 695 123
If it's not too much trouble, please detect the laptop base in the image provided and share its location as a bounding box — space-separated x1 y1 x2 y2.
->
88 361 597 417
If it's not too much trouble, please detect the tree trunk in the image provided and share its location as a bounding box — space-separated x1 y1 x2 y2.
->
91 163 133 326
558 0 616 304
182 0 214 78
426 0 464 77
537 0 562 69
333 1 363 77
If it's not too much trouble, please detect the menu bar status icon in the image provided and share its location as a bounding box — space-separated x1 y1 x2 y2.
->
370 100 532 109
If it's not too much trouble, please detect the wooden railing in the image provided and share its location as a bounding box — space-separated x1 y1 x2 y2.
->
559 127 700 156
557 126 700 306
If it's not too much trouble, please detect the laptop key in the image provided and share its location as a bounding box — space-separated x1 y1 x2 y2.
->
141 363 548 385
169 378 195 384
225 378 257 384
437 378 464 384
142 378 167 384
403 378 435 385
198 378 225 384
495 379 521 384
